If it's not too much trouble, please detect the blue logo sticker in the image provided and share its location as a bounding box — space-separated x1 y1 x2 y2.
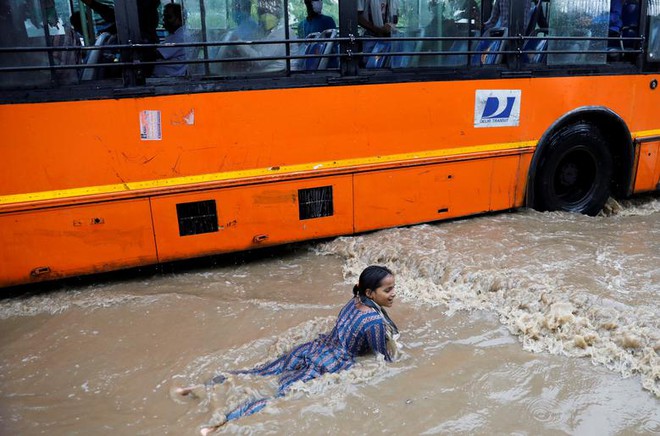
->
474 90 521 128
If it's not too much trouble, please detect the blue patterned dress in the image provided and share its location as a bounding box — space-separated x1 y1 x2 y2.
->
221 297 395 421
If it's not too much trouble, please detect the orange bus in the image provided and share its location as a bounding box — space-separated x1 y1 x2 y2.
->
1 0 659 287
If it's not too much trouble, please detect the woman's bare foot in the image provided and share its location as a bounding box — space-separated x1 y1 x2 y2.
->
199 426 217 436
175 384 201 396
200 414 227 435
200 419 226 435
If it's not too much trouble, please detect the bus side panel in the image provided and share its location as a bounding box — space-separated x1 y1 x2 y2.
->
513 152 534 208
0 200 157 287
150 176 353 262
353 156 522 232
633 141 660 193
490 153 531 211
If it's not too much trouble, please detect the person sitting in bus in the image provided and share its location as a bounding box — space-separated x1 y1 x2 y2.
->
217 0 298 74
153 3 188 77
210 0 261 74
358 0 398 37
297 0 336 38
70 5 121 79
175 265 400 434
230 0 262 40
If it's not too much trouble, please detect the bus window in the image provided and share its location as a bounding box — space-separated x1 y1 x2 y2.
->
184 0 227 76
1 0 55 88
291 0 338 38
411 0 481 68
649 1 660 62
547 0 608 66
193 0 298 75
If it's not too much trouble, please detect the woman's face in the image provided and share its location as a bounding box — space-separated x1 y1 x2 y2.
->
367 275 396 308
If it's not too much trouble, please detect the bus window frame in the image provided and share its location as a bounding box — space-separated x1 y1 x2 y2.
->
0 0 656 104
113 0 143 85
646 1 660 64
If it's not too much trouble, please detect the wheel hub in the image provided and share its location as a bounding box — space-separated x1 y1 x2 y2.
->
559 162 579 187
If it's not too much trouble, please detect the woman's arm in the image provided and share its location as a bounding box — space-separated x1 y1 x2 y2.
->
364 319 392 361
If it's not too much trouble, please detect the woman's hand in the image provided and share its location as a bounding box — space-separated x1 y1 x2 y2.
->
379 23 395 37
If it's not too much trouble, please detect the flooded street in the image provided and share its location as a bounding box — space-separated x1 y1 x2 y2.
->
1 196 658 435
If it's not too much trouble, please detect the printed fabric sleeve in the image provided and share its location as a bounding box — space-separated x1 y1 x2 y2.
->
364 318 391 362
483 0 500 29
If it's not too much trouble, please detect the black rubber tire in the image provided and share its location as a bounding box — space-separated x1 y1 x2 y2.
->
535 122 613 216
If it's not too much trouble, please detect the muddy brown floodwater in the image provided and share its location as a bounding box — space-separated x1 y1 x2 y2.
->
1 196 658 435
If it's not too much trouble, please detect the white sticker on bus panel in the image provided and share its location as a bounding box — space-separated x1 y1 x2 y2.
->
474 90 522 128
140 110 162 140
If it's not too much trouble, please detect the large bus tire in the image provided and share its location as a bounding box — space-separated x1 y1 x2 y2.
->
535 122 613 216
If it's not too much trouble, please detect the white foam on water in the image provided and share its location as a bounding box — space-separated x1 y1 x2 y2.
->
315 200 660 398
0 288 164 319
600 195 660 217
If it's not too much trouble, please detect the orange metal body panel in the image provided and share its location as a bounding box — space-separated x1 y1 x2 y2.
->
354 155 522 232
633 141 660 193
151 177 354 261
1 75 657 201
0 74 658 286
0 200 157 286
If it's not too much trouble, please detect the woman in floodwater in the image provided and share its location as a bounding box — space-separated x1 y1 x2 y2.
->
177 265 400 434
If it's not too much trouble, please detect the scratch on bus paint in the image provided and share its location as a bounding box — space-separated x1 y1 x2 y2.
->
113 170 127 186
172 155 181 174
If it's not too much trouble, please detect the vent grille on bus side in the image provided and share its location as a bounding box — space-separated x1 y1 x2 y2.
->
298 186 334 220
176 200 219 236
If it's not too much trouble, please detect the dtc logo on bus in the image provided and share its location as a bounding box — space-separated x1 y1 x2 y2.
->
474 90 522 128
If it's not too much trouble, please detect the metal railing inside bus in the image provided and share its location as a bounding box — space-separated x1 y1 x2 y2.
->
0 34 647 77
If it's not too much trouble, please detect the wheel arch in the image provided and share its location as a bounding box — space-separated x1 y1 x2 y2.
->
526 106 635 209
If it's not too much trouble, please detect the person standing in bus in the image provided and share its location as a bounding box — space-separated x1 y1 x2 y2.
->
298 0 336 38
482 0 531 32
153 2 188 77
357 0 398 37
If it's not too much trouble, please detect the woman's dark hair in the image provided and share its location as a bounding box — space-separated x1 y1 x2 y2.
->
353 265 393 297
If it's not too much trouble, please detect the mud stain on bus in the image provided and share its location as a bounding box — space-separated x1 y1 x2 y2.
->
253 191 298 205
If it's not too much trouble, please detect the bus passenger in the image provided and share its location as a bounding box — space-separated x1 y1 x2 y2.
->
483 0 531 32
217 0 298 74
358 0 398 37
231 0 262 40
153 3 188 77
298 0 336 38
175 265 400 434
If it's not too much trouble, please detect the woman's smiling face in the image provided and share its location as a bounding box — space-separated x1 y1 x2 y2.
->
366 274 396 308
